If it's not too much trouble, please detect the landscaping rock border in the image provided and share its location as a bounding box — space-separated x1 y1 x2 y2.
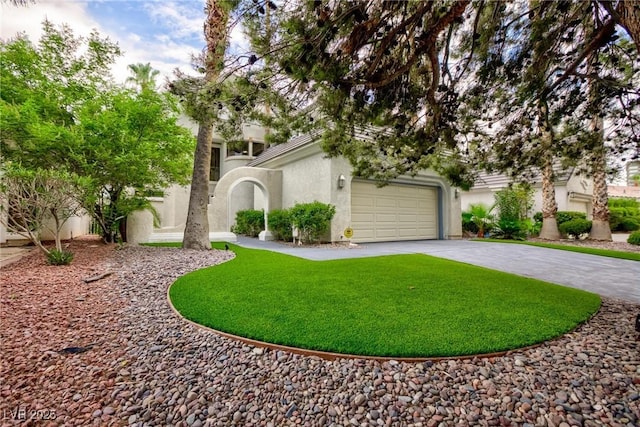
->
1 239 638 426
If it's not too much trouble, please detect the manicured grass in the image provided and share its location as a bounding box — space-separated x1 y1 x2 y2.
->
165 243 601 358
479 239 640 262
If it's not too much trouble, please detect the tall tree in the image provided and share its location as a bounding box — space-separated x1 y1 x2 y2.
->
126 62 160 91
1 21 195 243
171 0 238 250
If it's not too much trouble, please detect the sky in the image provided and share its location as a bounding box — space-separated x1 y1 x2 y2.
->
0 0 248 87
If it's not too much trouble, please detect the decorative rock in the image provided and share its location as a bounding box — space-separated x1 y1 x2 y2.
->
354 393 367 406
2 242 639 427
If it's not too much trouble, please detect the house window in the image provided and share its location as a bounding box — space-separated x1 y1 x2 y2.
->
252 141 265 157
210 147 220 182
226 140 265 158
227 141 249 157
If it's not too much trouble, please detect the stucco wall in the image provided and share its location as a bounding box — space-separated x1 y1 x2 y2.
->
279 151 332 208
329 157 354 242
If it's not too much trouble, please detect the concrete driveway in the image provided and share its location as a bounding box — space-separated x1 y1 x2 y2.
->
236 237 640 303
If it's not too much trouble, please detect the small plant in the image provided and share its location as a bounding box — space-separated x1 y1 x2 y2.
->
232 209 265 237
492 219 528 240
268 209 293 241
468 203 494 237
46 249 74 266
289 201 336 243
559 219 592 239
628 231 640 246
461 211 479 234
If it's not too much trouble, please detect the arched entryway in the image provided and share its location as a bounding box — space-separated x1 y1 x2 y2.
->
209 167 282 241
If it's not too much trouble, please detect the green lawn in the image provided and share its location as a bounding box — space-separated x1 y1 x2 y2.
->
479 239 640 261
167 243 601 358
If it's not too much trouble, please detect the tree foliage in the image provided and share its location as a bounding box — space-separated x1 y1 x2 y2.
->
1 21 195 243
236 1 638 189
126 62 160 91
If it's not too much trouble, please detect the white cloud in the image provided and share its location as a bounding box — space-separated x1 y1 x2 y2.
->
0 1 99 42
143 1 204 40
1 1 251 87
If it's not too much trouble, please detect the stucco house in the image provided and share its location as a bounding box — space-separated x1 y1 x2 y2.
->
460 165 594 218
129 121 462 244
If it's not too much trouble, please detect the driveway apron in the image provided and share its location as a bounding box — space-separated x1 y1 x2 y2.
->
235 237 640 303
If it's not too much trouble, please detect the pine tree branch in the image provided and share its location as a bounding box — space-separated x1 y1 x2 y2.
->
544 17 617 96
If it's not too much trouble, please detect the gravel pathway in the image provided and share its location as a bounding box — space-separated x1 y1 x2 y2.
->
1 240 639 426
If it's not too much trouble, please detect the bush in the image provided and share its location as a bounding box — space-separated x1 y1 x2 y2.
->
609 197 639 209
46 249 74 265
493 185 533 222
467 203 494 236
289 201 336 243
609 206 640 232
492 219 528 240
556 211 587 225
232 209 264 237
609 208 625 231
268 209 293 241
620 217 640 232
559 218 592 239
461 211 479 234
533 212 543 223
628 231 640 245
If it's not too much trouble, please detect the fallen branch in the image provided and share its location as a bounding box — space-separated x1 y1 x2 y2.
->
83 271 113 283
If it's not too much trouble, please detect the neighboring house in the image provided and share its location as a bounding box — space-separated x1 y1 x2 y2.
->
461 165 594 218
608 185 640 200
627 160 640 186
129 121 462 244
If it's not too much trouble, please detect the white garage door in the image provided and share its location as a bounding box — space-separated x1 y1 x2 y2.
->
350 181 438 243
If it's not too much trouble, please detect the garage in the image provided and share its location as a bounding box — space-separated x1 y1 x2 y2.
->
350 181 438 243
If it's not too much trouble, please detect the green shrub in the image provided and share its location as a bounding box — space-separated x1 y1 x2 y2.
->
468 203 494 236
268 209 293 241
46 249 74 265
609 197 639 209
559 218 592 239
492 219 528 240
461 211 479 234
521 218 540 237
556 211 587 225
232 209 265 237
609 208 625 231
533 212 543 223
289 201 336 243
628 231 640 245
609 205 640 232
620 217 640 232
493 185 533 222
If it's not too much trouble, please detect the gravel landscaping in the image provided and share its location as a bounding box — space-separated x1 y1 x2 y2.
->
1 238 639 426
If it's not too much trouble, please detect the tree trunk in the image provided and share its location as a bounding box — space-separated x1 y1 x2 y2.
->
590 147 612 241
183 121 214 250
587 48 612 241
182 0 230 250
616 0 640 53
538 101 561 240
